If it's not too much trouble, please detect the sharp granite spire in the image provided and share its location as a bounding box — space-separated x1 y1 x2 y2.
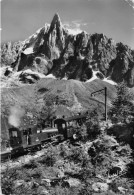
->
50 13 62 30
5 14 134 87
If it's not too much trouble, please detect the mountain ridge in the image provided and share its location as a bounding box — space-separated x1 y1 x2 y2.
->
1 13 134 87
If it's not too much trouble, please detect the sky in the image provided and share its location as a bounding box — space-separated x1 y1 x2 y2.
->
1 0 134 49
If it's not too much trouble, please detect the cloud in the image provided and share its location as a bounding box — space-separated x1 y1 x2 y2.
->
63 20 88 35
124 0 134 9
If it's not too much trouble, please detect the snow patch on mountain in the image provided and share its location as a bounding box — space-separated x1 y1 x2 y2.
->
10 70 44 81
36 28 42 34
45 74 56 79
62 77 67 80
62 74 68 80
86 70 99 83
23 47 34 54
85 70 117 85
103 78 117 85
23 28 42 45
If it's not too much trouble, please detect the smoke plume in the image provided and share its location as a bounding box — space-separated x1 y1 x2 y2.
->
8 105 25 127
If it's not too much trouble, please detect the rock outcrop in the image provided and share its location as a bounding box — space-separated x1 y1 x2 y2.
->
2 13 134 87
1 41 23 66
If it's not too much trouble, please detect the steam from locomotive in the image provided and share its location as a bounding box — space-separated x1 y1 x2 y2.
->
8 105 25 127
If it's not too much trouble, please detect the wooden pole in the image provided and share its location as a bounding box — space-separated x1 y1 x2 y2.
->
105 87 107 121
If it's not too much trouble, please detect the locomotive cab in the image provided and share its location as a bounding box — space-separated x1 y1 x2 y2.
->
54 118 67 139
23 128 32 145
9 127 22 149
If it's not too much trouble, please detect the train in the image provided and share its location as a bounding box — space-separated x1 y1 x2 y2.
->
1 113 88 161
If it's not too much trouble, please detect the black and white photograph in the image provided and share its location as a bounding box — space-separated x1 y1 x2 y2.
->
1 0 134 194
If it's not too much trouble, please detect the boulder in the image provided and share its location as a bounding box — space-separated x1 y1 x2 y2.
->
65 178 81 187
118 186 128 194
37 186 49 195
41 179 51 187
57 170 65 178
92 182 109 192
4 67 13 76
14 180 25 188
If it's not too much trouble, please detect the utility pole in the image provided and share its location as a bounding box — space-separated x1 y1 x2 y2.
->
91 87 107 121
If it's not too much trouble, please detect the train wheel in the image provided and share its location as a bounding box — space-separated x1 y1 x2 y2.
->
41 141 49 148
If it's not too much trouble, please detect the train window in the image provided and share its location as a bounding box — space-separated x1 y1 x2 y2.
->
12 131 18 137
62 124 66 128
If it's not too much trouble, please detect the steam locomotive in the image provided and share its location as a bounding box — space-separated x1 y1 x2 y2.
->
1 113 88 161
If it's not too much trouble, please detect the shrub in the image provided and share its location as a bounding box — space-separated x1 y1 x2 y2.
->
73 125 88 141
87 133 132 178
29 168 42 179
86 108 101 139
39 146 59 167
50 185 82 195
67 146 86 164
23 159 39 169
59 142 71 158
2 173 15 195
109 177 134 194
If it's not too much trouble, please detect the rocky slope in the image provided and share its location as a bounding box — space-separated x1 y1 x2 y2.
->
1 13 134 87
2 77 124 140
1 78 117 123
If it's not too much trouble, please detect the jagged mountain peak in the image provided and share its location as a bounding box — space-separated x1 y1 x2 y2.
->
53 13 61 22
50 12 62 30
2 14 134 87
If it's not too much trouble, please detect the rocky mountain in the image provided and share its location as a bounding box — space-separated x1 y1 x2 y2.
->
1 13 134 87
1 41 23 66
